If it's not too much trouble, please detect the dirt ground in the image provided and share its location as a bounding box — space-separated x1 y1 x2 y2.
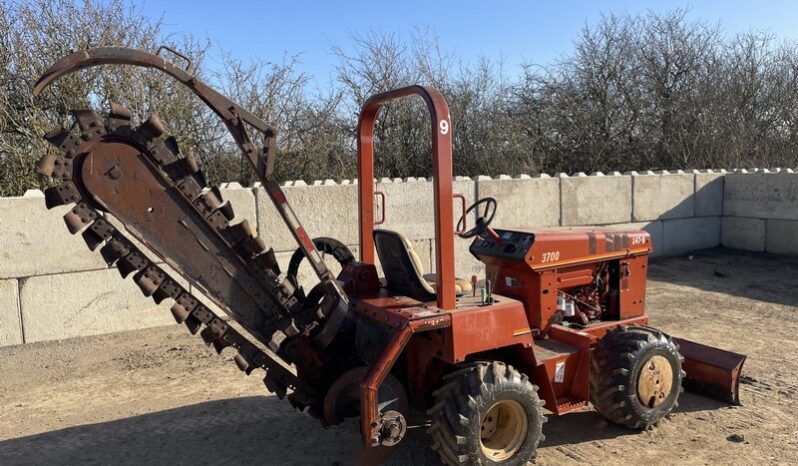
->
1 249 797 466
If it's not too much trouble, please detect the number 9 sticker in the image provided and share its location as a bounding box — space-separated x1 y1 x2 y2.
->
439 119 449 135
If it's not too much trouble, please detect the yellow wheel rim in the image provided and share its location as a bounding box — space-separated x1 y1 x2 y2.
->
479 399 528 461
637 355 674 408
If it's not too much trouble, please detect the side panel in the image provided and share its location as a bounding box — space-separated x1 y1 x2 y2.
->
446 298 534 363
619 255 648 319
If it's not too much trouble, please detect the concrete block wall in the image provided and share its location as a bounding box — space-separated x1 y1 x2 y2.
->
0 168 784 346
721 169 798 254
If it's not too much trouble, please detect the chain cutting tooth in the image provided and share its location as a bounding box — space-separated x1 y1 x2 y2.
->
44 182 81 209
82 228 104 251
117 257 138 278
71 109 104 139
148 140 179 165
164 136 180 155
254 248 280 274
133 265 165 297
35 155 58 177
152 278 184 305
63 211 84 234
223 219 254 245
107 102 132 134
184 315 202 334
100 235 131 265
216 201 235 221
82 218 116 251
43 127 70 148
234 352 253 373
171 294 199 324
195 190 222 215
200 326 216 346
170 303 190 324
116 251 148 278
200 325 231 354
44 127 83 156
264 375 288 399
63 202 98 234
176 175 204 201
109 102 132 120
165 155 200 181
239 236 266 257
137 114 165 141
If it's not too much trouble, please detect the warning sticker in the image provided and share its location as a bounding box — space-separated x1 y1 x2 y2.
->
554 362 565 383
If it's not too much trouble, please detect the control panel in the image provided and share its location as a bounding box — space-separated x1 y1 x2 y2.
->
470 229 535 261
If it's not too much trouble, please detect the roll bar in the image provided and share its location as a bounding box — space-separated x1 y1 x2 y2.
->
357 86 457 310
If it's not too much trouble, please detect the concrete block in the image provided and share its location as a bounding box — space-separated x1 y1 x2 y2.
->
20 269 176 343
694 171 724 216
721 217 766 252
374 178 476 240
423 239 485 282
219 183 257 226
561 174 632 225
662 217 721 256
0 279 22 346
724 172 798 220
765 219 798 256
0 192 107 279
453 240 486 280
255 182 359 253
606 221 664 258
632 172 695 221
477 176 560 228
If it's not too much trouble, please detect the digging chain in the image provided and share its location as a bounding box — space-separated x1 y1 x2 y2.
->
37 104 320 412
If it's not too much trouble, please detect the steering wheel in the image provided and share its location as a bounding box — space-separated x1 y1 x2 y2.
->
457 197 498 239
286 237 355 293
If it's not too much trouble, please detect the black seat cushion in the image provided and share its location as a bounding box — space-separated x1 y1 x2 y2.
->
373 230 436 302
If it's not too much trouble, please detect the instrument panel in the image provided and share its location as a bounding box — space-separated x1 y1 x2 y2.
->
470 229 535 261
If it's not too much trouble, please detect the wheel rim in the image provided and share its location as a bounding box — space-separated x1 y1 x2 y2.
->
479 399 528 461
637 354 674 408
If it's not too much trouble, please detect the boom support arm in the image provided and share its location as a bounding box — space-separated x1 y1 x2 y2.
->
34 47 349 345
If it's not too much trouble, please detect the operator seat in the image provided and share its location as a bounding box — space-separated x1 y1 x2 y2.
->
373 229 472 302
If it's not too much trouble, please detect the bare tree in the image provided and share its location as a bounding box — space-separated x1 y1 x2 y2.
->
3 4 798 198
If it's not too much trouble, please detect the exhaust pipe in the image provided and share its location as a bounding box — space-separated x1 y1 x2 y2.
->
673 337 747 405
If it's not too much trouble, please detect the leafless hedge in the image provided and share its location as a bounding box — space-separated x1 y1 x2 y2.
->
1 3 796 196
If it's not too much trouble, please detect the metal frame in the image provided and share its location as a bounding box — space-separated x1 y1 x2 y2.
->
33 47 747 459
357 86 457 310
33 47 342 295
33 47 350 343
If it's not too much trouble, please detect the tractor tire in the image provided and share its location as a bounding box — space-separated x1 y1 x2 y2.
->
590 325 685 430
428 361 545 466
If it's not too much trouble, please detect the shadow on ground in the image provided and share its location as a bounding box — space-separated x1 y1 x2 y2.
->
0 392 730 466
648 247 798 307
0 395 438 466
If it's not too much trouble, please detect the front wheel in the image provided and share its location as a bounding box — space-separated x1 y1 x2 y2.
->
428 361 545 466
590 326 685 429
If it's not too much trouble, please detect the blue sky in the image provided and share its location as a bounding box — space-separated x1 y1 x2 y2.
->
141 0 798 83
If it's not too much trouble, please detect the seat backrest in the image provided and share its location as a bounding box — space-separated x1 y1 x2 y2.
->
373 229 436 302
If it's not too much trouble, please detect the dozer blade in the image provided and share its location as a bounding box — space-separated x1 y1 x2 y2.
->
673 337 746 405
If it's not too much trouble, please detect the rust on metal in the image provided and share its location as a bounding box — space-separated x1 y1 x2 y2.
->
32 47 749 464
674 337 747 405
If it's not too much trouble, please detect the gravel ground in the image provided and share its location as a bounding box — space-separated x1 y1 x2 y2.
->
0 249 796 465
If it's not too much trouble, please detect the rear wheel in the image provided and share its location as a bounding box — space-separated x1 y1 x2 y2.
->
428 361 545 466
590 326 685 429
